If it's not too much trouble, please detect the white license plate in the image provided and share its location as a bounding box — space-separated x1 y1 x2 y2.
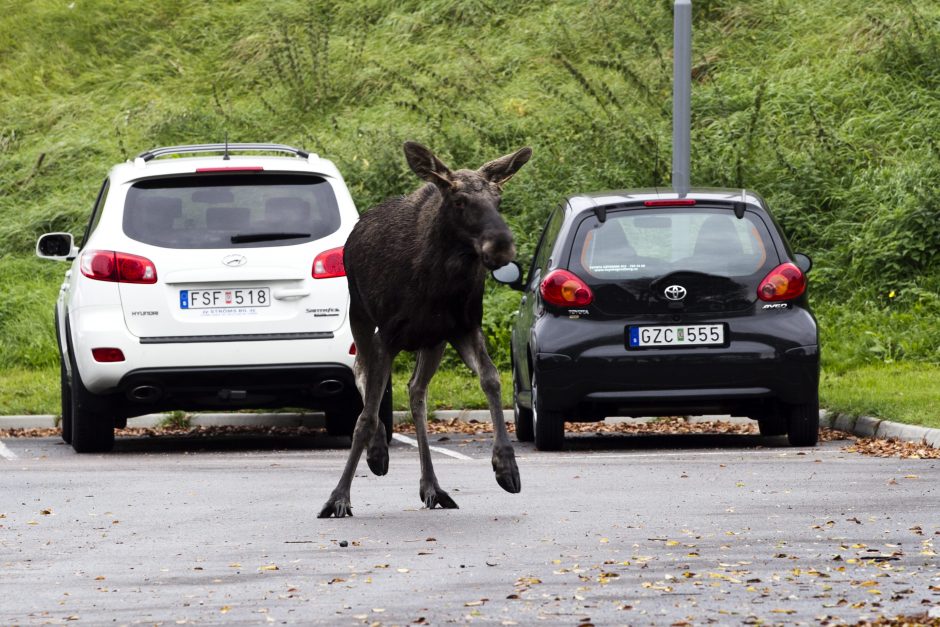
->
627 324 725 348
180 287 271 309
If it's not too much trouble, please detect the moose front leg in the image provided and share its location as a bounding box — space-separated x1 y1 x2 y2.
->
410 343 458 509
452 330 521 494
318 320 393 518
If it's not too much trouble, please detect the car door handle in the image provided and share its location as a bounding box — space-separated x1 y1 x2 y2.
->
272 289 310 301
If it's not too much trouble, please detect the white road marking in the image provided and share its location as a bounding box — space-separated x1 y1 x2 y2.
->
0 439 18 461
392 433 474 461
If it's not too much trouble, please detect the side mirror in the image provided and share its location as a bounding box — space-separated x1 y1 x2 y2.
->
491 261 524 291
793 253 812 274
36 232 77 261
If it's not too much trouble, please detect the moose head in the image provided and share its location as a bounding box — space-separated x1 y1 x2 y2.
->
403 141 532 270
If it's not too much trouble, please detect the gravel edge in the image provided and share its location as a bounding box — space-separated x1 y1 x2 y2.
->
1 410 938 448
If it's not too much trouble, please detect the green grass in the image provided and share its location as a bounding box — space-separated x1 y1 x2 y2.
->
0 368 59 415
391 366 512 413
821 363 940 429
0 0 937 426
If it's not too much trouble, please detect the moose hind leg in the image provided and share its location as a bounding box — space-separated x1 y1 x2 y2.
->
410 343 458 509
452 330 521 494
318 317 392 518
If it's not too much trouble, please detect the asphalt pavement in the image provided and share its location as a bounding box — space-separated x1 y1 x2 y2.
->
1 428 938 625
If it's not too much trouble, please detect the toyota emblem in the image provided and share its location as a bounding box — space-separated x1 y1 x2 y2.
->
222 254 247 267
664 285 687 301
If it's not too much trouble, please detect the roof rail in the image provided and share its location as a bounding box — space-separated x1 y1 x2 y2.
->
136 143 311 162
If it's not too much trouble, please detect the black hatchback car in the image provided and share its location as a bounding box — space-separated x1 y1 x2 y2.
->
498 188 819 450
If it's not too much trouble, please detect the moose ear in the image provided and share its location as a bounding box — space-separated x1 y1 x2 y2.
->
479 146 533 187
403 141 453 188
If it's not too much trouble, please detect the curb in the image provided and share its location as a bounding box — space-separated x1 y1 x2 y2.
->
2 410 938 449
0 409 497 431
819 411 940 449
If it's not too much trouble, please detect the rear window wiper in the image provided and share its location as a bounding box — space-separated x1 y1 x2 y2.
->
230 232 311 244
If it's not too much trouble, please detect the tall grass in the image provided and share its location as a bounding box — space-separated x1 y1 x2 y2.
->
0 0 937 374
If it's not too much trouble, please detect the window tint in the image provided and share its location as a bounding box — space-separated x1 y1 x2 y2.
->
123 174 341 249
530 206 565 284
81 178 110 249
572 209 775 280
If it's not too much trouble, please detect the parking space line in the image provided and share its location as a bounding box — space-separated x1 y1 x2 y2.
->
392 433 474 461
0 439 18 461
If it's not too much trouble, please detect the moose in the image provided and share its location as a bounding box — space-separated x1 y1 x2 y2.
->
319 141 532 518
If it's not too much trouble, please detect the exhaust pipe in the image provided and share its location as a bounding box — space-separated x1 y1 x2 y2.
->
128 385 162 403
315 379 345 396
672 0 692 195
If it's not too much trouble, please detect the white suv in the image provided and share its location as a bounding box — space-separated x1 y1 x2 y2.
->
37 143 391 453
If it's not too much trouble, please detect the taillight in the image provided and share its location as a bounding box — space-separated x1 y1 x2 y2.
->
757 262 805 301
195 166 264 173
349 343 357 355
92 348 125 362
80 250 157 284
313 247 345 279
540 269 593 307
644 199 696 207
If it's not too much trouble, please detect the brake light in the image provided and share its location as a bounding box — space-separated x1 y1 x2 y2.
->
540 269 593 307
644 199 696 207
80 250 157 284
92 348 125 362
195 166 264 173
757 262 806 301
349 343 357 355
313 247 345 279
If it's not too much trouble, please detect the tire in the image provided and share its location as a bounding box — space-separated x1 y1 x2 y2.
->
59 356 73 444
755 405 787 437
327 378 393 444
513 366 534 442
69 361 116 453
532 371 564 451
786 394 819 447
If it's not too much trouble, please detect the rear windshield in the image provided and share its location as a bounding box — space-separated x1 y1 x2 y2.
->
123 174 341 249
571 208 777 281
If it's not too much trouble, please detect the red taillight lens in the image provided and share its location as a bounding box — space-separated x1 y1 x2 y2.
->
644 199 696 207
195 166 264 173
540 269 593 307
313 247 345 279
81 251 157 284
91 348 125 362
757 262 806 301
349 343 357 356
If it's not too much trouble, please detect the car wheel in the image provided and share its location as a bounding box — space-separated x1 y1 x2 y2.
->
513 366 534 443
69 362 116 453
786 394 819 447
755 405 787 437
532 371 564 451
59 355 73 444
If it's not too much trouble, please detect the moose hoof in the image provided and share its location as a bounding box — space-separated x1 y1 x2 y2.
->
492 447 521 494
318 493 353 518
420 484 459 510
367 442 389 477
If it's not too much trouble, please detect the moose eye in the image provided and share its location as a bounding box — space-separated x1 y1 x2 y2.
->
453 197 466 210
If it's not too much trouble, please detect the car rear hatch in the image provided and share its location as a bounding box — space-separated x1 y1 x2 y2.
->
116 172 349 341
568 205 781 316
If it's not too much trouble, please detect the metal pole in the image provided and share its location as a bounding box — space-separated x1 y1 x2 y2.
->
672 0 692 195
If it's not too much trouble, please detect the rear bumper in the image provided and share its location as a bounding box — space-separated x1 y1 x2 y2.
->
67 304 356 396
113 363 358 417
531 309 819 417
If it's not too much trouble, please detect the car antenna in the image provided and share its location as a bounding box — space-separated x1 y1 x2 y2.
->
223 132 230 161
